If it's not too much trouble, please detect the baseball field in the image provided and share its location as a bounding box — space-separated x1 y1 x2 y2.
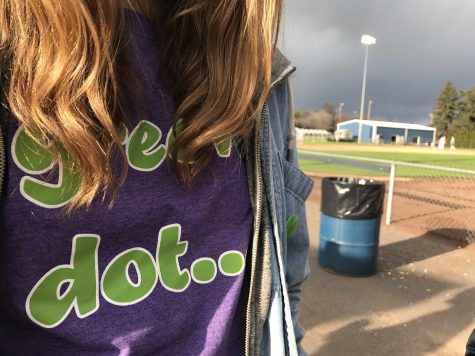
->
298 141 475 245
298 141 475 175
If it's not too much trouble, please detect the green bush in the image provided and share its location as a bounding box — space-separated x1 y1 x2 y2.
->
448 130 475 149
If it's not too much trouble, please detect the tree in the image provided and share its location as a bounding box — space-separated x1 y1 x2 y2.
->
431 82 459 136
294 108 310 119
308 110 335 130
321 102 336 116
454 86 475 130
294 103 337 131
320 102 337 131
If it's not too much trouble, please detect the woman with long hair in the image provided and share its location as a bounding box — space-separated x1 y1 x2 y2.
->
0 1 313 354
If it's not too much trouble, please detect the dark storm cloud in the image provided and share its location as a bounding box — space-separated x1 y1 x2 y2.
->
281 0 475 124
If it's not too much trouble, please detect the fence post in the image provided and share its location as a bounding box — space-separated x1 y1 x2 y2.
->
386 163 396 225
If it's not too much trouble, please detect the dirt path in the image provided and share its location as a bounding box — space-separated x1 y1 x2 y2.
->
298 143 475 156
300 184 475 355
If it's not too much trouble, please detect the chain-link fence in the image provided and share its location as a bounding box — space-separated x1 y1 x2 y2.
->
299 151 475 245
389 165 475 245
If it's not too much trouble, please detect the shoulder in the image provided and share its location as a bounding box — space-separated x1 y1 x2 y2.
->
269 49 296 126
268 49 295 128
267 49 297 157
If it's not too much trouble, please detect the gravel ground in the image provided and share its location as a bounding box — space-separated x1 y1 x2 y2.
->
299 180 475 356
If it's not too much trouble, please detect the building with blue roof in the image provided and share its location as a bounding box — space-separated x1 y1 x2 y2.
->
337 119 437 145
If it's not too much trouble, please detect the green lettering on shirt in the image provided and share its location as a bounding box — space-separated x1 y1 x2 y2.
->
101 248 157 305
25 226 247 328
13 128 81 208
219 251 245 276
191 258 217 284
214 136 232 158
165 119 191 162
11 120 235 209
26 235 100 328
13 129 54 173
156 224 191 292
127 120 166 171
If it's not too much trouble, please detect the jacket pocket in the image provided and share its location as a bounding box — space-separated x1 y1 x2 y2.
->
280 157 314 204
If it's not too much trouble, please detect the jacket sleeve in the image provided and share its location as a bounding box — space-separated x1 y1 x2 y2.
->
280 80 314 356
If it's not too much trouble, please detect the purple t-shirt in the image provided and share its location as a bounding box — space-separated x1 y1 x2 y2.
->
0 10 252 355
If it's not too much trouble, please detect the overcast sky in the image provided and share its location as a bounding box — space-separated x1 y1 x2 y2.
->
281 0 475 124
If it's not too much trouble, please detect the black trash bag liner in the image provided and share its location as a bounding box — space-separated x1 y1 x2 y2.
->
321 177 385 220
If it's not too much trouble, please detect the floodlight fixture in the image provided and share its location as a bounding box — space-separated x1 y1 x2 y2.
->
361 35 376 45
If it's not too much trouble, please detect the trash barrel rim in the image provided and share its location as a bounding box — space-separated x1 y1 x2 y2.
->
322 176 384 187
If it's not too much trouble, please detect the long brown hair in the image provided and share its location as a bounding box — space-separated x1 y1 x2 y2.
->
0 0 282 209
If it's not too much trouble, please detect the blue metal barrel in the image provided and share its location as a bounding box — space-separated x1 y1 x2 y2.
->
318 177 385 276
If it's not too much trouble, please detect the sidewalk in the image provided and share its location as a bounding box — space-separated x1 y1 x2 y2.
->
300 181 475 356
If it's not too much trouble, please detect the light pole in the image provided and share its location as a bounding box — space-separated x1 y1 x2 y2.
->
367 100 373 121
358 34 376 143
338 102 344 122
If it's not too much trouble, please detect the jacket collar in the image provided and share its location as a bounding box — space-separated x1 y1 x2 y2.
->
271 49 296 88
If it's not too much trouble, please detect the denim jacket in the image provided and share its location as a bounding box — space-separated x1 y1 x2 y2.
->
242 50 314 356
0 50 313 356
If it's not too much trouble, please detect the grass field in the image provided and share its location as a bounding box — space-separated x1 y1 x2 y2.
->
298 141 475 177
300 141 475 244
299 160 387 177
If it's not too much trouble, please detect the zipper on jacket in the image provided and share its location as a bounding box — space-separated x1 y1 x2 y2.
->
245 90 270 356
244 63 297 356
